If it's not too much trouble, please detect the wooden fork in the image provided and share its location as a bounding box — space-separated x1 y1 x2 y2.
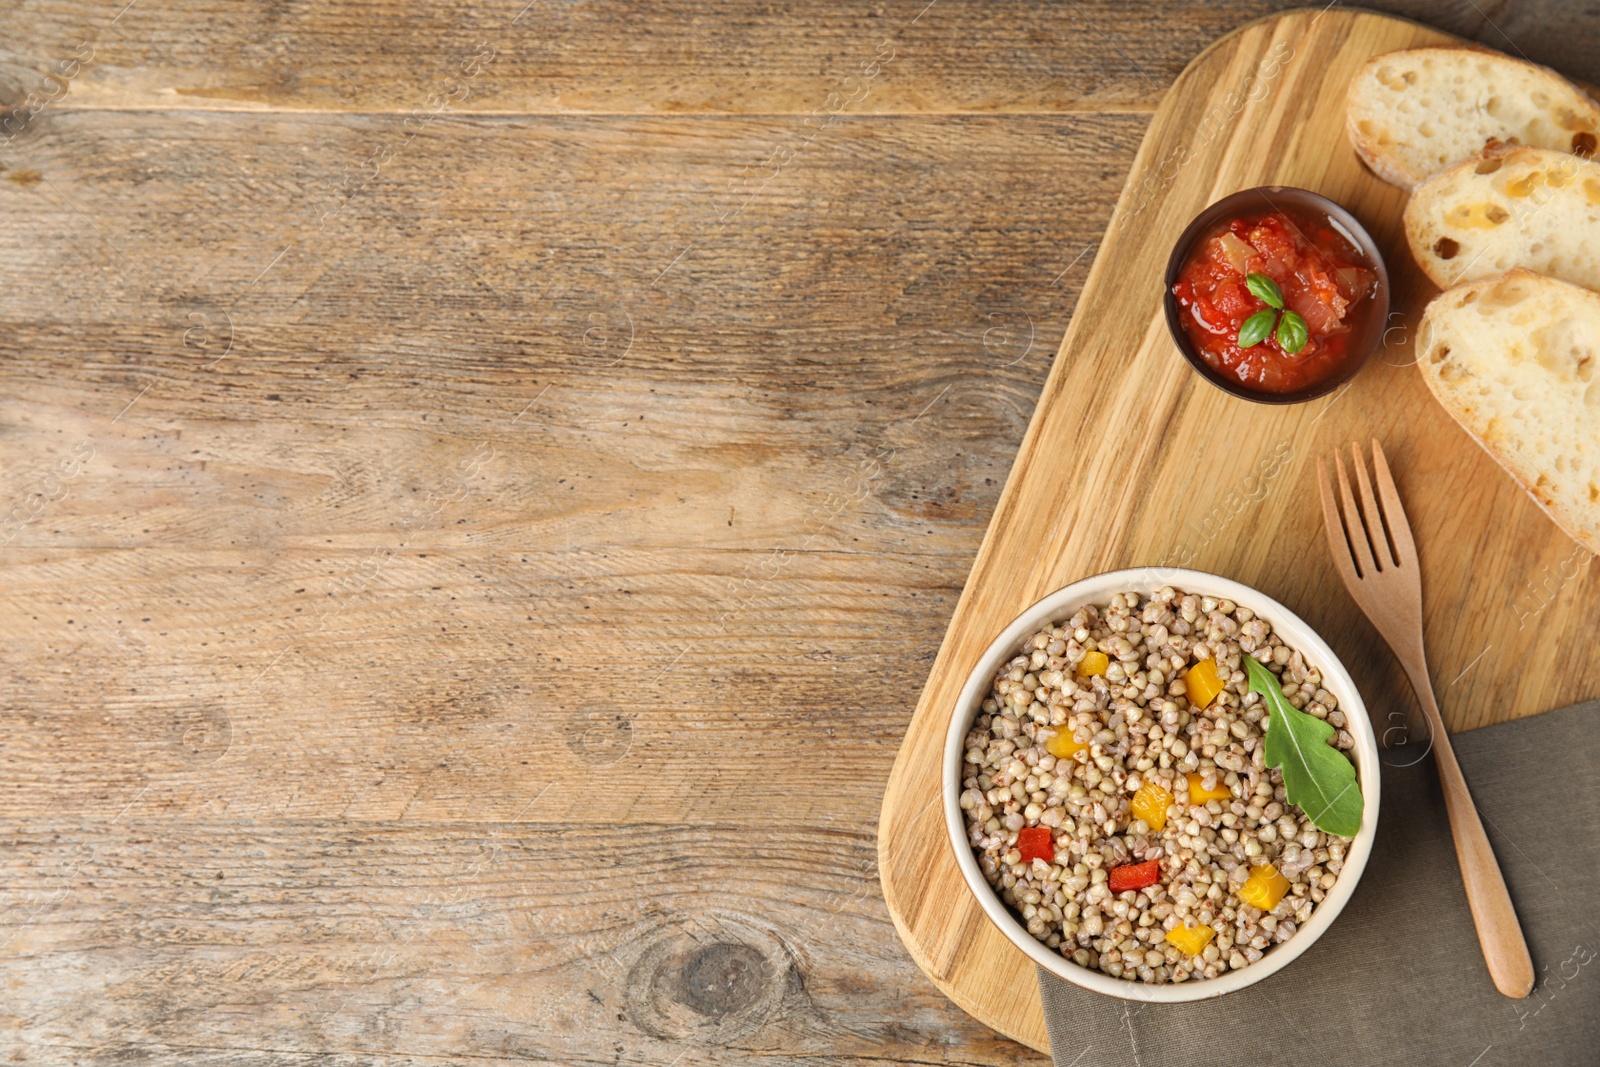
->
1318 439 1534 999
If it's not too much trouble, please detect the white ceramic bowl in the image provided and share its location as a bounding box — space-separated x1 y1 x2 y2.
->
943 566 1380 1002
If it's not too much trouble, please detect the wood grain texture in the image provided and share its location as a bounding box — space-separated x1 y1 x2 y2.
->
0 26 1127 1053
0 112 1132 835
2 1 1597 119
877 8 1600 1055
0 821 1032 1064
3 0 1598 1063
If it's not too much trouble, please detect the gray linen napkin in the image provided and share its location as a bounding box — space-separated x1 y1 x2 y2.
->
1038 701 1600 1067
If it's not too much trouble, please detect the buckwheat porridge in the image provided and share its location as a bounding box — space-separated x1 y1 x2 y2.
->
959 586 1359 984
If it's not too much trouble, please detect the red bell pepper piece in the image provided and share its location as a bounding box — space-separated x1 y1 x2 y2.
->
1107 858 1160 892
1017 826 1054 864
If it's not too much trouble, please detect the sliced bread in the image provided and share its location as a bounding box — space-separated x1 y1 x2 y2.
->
1416 269 1600 554
1405 145 1600 290
1347 47 1600 189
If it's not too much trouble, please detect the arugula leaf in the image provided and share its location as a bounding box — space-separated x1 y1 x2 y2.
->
1245 655 1363 838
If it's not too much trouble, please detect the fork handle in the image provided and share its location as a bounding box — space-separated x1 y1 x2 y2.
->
1405 666 1536 998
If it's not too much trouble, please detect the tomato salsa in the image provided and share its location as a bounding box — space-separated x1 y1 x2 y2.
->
1170 209 1378 394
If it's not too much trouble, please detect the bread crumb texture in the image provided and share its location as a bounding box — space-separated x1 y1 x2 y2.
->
1349 48 1600 188
1418 270 1600 553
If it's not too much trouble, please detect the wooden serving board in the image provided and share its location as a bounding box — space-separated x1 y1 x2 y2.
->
877 7 1600 1055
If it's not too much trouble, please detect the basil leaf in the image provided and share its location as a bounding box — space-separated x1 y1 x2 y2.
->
1246 272 1284 309
1237 309 1276 349
1246 656 1363 838
1277 309 1309 355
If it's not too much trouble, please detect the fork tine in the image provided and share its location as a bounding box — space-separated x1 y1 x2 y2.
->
1317 456 1364 589
1369 438 1419 569
1334 449 1377 579
1349 441 1395 570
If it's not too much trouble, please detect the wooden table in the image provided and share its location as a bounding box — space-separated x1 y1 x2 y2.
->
0 2 1591 1063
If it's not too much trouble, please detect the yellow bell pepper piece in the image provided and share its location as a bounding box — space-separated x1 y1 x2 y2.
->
1078 650 1109 677
1186 772 1231 804
1045 728 1087 760
1184 658 1225 709
1165 922 1215 956
1130 782 1173 831
1238 863 1291 912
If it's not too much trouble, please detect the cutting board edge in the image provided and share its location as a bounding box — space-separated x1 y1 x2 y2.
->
876 6 1477 1054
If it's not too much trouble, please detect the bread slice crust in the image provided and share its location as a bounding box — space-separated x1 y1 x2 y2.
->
1417 269 1600 555
1405 144 1600 290
1347 47 1600 189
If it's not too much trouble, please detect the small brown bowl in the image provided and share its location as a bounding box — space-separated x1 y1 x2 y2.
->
1163 186 1389 405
